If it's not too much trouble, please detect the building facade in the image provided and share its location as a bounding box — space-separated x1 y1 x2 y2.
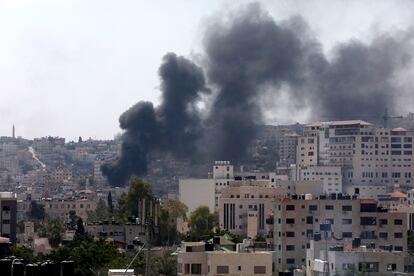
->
273 195 407 272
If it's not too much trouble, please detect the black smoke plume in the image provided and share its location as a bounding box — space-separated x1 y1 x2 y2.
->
101 53 208 185
103 3 414 186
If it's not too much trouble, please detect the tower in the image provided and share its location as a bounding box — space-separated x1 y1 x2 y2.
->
12 124 15 138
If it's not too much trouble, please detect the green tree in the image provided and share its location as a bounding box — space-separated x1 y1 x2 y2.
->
75 218 85 239
151 250 177 276
46 218 65 248
68 210 78 230
188 206 217 240
10 245 35 262
115 177 154 221
158 199 188 245
87 198 110 223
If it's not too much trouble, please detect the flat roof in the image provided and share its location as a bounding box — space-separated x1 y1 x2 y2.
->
306 120 373 128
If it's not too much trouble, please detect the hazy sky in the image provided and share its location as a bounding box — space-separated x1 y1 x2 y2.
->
0 0 413 140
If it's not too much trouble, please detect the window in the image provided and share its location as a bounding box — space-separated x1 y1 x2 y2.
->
379 219 388 225
394 219 403 225
286 232 295 237
395 246 403 251
309 205 317 211
387 264 397 271
286 245 295 251
359 263 379 272
360 217 376 225
379 232 388 239
286 205 295 211
216 266 229 274
286 259 295 265
325 205 334 210
342 205 352 211
254 266 266 274
394 232 403 238
185 264 190 274
286 218 295 224
342 232 352 238
342 219 352 225
191 264 202 274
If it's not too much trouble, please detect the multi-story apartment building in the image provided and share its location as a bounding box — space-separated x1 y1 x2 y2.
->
218 180 286 239
42 198 97 221
279 133 299 166
306 239 406 276
300 166 342 194
85 219 146 249
0 192 17 243
273 194 407 272
177 240 275 276
297 120 414 192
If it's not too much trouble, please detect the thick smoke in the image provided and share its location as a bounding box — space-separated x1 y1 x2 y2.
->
103 3 414 186
203 4 319 159
101 53 208 185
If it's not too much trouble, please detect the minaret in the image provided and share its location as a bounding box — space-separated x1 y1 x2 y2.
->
12 125 15 138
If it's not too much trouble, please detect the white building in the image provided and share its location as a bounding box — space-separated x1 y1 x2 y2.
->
300 166 342 194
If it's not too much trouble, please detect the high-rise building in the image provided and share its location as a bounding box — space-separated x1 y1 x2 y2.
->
296 120 414 192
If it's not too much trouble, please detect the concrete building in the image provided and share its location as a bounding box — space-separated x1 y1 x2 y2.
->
344 185 387 199
273 195 407 272
299 166 342 194
306 239 406 276
297 120 414 192
0 192 17 243
218 180 286 239
86 220 146 249
42 198 97 221
177 240 275 276
279 133 299 166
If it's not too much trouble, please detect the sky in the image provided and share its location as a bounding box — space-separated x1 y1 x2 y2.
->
0 0 413 140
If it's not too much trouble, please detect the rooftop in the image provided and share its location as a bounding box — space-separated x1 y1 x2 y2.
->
306 120 373 128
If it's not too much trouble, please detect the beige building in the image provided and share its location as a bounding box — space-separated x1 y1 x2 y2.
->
279 133 299 166
177 240 275 276
299 166 342 194
218 180 285 239
297 120 414 192
306 239 406 276
42 198 97 221
273 195 407 272
86 221 146 249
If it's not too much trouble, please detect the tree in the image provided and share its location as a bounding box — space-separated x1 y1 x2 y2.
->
163 199 188 221
75 218 85 239
188 206 217 240
28 200 45 220
68 210 78 230
158 200 188 245
10 245 35 263
78 136 83 143
115 177 154 221
107 191 113 213
46 218 65 248
151 250 177 276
